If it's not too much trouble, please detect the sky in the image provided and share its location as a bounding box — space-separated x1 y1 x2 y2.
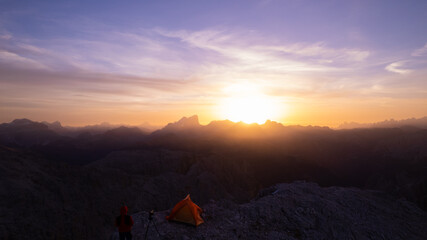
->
0 0 426 127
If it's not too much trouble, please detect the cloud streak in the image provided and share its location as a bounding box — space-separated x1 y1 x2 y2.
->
0 27 375 98
1 24 426 125
385 61 412 74
156 28 370 73
412 42 427 57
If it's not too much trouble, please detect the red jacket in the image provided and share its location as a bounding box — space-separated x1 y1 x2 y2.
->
115 206 134 232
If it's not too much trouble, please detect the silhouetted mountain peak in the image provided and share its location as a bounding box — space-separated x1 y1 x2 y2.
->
0 119 60 147
178 115 199 125
12 118 36 125
264 119 282 126
50 121 62 128
206 119 235 128
10 118 48 130
43 121 64 131
338 116 427 129
104 126 144 136
163 115 201 131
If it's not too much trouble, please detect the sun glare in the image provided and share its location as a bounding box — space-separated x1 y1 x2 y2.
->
219 84 280 124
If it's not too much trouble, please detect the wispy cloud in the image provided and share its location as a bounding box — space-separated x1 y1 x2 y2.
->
1 26 373 79
155 28 370 74
1 25 425 123
385 61 412 74
257 42 370 62
0 49 47 69
412 42 427 57
0 32 12 40
0 27 373 99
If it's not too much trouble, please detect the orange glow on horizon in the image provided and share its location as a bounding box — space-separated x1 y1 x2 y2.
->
217 83 283 124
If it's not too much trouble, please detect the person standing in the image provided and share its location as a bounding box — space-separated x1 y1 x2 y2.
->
115 205 134 240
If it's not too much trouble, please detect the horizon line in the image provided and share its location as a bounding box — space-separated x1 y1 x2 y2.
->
3 115 427 130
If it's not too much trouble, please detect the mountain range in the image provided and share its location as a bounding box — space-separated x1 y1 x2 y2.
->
0 116 426 239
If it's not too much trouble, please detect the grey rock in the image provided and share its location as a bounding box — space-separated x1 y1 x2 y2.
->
129 182 427 240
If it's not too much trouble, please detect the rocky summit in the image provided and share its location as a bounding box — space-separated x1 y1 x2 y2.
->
114 182 427 240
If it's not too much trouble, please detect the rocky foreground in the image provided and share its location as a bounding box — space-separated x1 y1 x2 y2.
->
112 182 427 240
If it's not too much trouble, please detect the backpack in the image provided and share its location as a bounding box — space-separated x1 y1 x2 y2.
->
116 215 131 226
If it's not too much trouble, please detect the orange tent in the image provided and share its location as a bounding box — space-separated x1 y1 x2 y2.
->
166 194 204 226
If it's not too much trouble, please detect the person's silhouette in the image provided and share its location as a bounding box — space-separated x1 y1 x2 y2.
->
115 205 134 240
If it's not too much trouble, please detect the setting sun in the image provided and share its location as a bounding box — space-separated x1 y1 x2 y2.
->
219 84 280 124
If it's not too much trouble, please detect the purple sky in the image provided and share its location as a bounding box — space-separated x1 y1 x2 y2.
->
1 0 426 126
